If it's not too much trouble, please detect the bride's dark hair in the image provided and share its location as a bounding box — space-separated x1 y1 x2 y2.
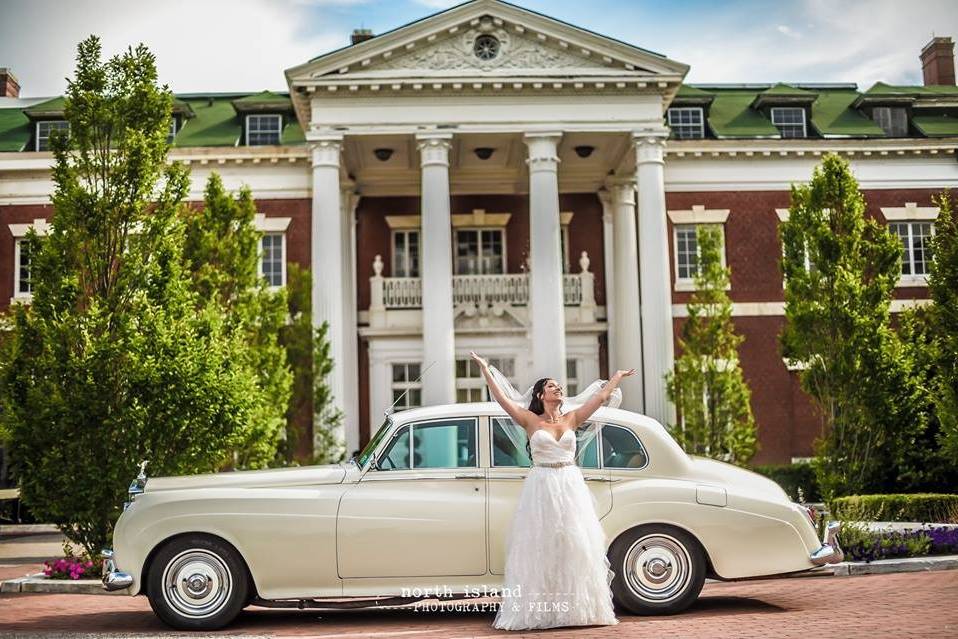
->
527 377 551 416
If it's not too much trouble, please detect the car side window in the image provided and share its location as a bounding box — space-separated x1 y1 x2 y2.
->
491 417 532 468
602 424 649 469
379 425 410 470
412 418 477 469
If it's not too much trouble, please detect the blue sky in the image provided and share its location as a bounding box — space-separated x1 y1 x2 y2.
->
2 0 957 97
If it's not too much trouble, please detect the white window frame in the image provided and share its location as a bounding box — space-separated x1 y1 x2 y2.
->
456 356 514 403
245 114 282 146
252 213 291 288
888 220 935 286
565 358 579 396
667 207 730 292
872 106 908 137
770 107 807 138
8 218 50 304
258 232 286 288
391 229 420 278
35 120 69 152
391 363 423 411
167 116 178 143
667 107 705 139
454 227 506 275
14 238 32 300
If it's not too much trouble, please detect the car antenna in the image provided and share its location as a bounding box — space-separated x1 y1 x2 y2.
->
384 360 436 416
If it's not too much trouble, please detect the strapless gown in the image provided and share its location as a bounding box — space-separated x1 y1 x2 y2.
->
492 428 619 630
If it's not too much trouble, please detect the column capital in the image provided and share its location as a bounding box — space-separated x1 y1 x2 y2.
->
632 128 668 166
603 175 637 205
311 135 343 168
523 131 562 172
415 132 453 168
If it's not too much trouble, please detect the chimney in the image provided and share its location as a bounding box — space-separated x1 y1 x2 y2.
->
0 68 20 98
920 36 955 86
351 28 374 45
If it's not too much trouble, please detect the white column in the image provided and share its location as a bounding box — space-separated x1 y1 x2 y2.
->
606 178 645 413
598 189 616 372
340 186 361 456
311 135 348 449
523 132 567 386
634 131 676 426
416 132 456 405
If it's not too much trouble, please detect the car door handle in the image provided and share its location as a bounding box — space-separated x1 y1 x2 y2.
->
495 473 528 480
584 476 612 482
454 473 483 479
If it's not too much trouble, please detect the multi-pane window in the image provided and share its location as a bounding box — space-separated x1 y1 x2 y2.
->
889 221 934 277
392 230 420 277
872 107 908 137
391 363 422 410
770 107 807 138
35 120 69 151
15 239 31 297
566 359 579 396
455 228 505 275
246 114 282 146
674 223 725 284
259 233 285 287
667 107 705 139
456 357 514 402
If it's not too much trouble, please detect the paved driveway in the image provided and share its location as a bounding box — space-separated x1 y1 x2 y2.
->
0 567 955 638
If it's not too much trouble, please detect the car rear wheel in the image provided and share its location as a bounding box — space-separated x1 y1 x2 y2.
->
147 534 249 630
609 524 706 615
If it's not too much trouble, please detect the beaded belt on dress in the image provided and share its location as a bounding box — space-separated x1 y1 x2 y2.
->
533 460 575 467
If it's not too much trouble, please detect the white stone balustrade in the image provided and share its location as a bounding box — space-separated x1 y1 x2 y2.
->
368 251 597 325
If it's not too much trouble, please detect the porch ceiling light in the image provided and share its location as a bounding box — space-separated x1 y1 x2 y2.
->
574 145 595 158
373 148 394 161
474 147 495 160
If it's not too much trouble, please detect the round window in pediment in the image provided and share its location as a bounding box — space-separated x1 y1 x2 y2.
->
474 34 500 61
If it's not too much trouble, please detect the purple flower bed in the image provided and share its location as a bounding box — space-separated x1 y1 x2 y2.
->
42 557 97 580
840 525 958 563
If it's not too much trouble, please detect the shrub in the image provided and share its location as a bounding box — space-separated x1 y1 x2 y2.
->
830 494 958 523
751 463 821 502
837 521 958 562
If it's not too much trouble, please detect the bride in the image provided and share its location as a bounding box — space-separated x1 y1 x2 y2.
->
469 351 635 630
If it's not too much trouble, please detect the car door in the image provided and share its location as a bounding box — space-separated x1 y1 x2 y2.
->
487 417 612 575
337 417 487 578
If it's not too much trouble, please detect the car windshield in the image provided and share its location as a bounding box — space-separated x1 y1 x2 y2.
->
356 416 393 469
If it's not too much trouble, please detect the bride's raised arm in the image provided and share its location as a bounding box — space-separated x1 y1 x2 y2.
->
471 351 538 429
567 368 636 428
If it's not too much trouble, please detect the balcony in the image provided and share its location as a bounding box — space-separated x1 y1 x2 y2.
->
368 251 598 329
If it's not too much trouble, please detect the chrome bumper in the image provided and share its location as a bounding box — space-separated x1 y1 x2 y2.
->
100 548 134 591
809 520 844 566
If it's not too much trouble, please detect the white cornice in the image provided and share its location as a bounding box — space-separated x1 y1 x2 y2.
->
881 202 940 220
671 298 932 317
667 204 730 224
253 213 292 232
666 137 958 159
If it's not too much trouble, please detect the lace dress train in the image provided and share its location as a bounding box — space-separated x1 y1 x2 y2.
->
492 429 619 630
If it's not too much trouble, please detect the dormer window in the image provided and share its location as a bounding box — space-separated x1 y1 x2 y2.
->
770 107 806 138
246 114 282 146
667 107 705 139
872 106 908 137
35 120 69 151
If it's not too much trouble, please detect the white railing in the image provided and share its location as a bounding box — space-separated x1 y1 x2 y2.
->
369 251 597 325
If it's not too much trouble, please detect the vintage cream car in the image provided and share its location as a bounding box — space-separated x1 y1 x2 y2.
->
102 402 842 630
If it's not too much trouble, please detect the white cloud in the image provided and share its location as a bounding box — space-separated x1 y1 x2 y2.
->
0 0 346 96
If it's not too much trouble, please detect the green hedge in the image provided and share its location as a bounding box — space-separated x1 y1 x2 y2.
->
830 494 958 523
751 463 820 502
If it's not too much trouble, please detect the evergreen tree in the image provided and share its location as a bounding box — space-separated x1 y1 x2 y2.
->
779 153 916 499
666 223 758 465
181 174 292 469
0 37 264 557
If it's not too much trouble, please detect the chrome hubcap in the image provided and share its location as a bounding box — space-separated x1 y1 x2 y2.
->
623 533 691 602
162 550 232 619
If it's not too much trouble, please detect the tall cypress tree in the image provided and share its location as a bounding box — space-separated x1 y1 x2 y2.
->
666 223 758 465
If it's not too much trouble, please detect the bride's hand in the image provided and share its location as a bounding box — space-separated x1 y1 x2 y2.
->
614 368 637 380
469 350 488 369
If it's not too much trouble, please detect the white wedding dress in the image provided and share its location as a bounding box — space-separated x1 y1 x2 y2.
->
492 426 619 630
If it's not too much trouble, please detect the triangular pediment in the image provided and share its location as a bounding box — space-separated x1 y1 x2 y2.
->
286 0 688 84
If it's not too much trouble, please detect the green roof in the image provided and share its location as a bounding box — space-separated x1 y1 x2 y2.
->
913 114 958 137
810 90 885 137
705 90 781 137
0 92 305 150
863 82 958 97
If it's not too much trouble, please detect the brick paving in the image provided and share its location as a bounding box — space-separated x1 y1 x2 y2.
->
0 570 954 638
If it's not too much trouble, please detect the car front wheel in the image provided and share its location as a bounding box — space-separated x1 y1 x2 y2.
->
609 524 706 615
147 534 249 630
